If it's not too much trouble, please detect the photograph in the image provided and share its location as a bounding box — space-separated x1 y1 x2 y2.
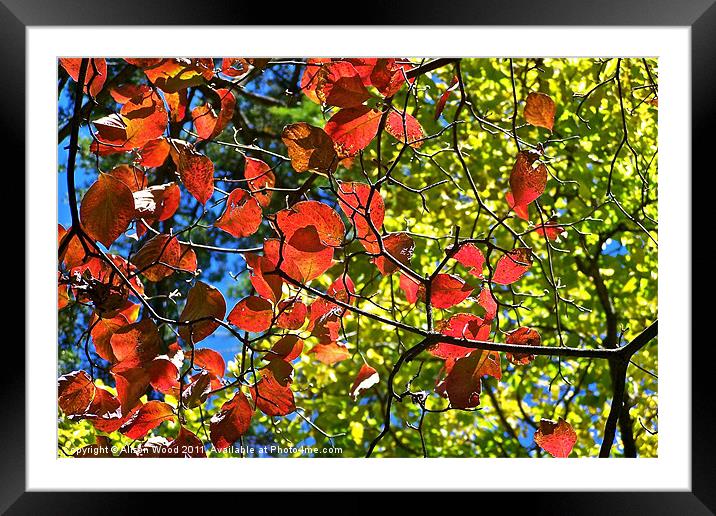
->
56 56 659 459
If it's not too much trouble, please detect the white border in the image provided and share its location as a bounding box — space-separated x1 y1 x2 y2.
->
28 27 690 491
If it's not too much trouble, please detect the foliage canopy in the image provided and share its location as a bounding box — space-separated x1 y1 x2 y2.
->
57 57 658 458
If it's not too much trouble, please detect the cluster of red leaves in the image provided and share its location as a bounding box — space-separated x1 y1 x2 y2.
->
58 58 575 455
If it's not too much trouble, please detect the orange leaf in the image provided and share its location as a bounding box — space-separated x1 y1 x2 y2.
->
249 368 295 417
534 417 577 458
282 122 339 176
170 141 215 205
227 296 274 333
244 157 275 208
59 58 107 97
178 282 226 344
214 188 262 238
58 370 96 417
349 364 379 400
385 110 425 148
325 106 382 158
119 400 175 440
524 92 556 131
210 390 253 450
80 173 136 247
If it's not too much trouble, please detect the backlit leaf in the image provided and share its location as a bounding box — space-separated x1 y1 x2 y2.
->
228 296 274 333
385 110 425 148
524 92 556 131
250 369 296 416
244 157 275 208
214 188 262 238
534 417 577 458
282 122 339 176
119 400 175 440
505 326 541 365
80 173 136 247
325 106 382 158
492 247 533 285
210 390 253 451
349 364 379 400
178 282 226 344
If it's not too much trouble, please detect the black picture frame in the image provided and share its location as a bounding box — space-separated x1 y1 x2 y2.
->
5 0 711 511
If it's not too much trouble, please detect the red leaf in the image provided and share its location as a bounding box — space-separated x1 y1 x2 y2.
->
80 173 136 247
137 138 170 168
210 390 254 451
215 188 262 238
170 142 215 205
534 417 577 458
190 348 226 379
509 151 547 208
109 83 145 104
250 369 296 416
60 58 107 97
266 335 304 362
325 106 382 158
452 243 485 278
109 318 162 366
107 164 146 192
220 58 250 78
168 426 207 457
264 236 334 284
142 58 213 93
178 281 226 344
244 251 283 304
182 371 212 408
307 342 350 365
282 122 339 176
84 388 125 433
165 90 188 122
372 232 414 275
505 326 541 365
91 113 128 151
315 61 371 108
121 88 168 150
506 191 531 221
534 217 566 241
58 370 96 417
192 88 235 140
431 313 492 360
423 274 473 309
349 364 379 400
228 296 274 333
442 349 501 409
307 299 343 344
131 234 184 282
344 58 378 85
244 157 275 208
399 273 421 304
300 58 331 104
328 275 356 304
434 75 459 120
492 247 533 285
370 58 415 97
90 314 129 362
275 299 307 330
119 400 175 440
276 200 345 247
58 224 86 268
385 110 425 148
478 287 498 321
336 181 385 253
524 92 556 131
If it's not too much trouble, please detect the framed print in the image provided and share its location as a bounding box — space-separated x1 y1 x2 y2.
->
5 0 712 511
